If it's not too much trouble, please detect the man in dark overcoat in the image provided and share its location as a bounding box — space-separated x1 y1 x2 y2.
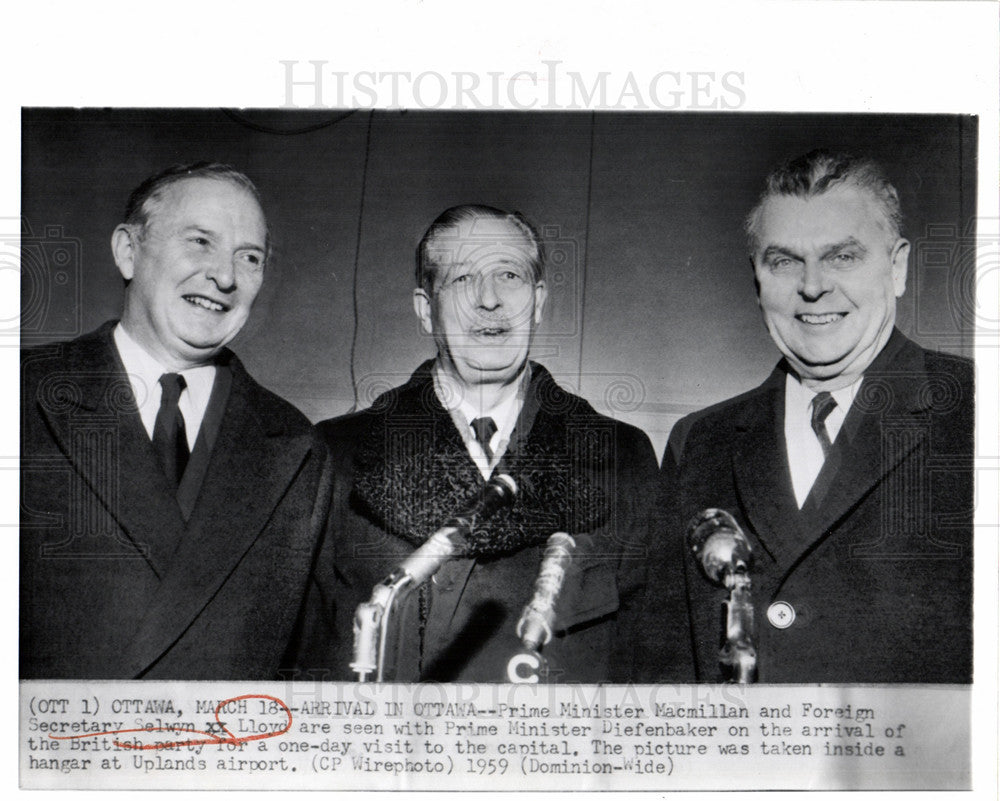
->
305 205 660 682
648 151 973 683
21 163 332 679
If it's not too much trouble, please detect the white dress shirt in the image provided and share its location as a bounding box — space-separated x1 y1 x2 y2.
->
784 373 861 507
113 323 216 450
433 363 529 480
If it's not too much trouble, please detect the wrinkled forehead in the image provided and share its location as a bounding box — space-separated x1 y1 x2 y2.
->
143 176 266 230
754 185 895 253
426 216 537 274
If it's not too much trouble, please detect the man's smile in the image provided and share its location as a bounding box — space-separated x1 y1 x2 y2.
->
183 294 229 312
795 312 847 325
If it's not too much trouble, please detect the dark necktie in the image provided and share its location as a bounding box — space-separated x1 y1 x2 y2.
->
152 373 189 490
810 391 837 459
470 416 498 462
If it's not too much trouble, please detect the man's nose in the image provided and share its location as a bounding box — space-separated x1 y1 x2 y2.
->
206 253 238 291
476 273 501 309
798 259 831 300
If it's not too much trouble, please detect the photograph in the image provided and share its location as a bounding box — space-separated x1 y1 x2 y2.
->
20 109 975 687
9 1 997 793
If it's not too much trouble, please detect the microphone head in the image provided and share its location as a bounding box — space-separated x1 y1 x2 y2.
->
447 472 519 538
687 508 753 586
489 472 518 499
475 472 518 518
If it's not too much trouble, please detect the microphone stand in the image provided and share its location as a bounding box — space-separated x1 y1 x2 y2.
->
350 530 456 683
350 577 407 683
720 569 756 683
351 474 518 683
688 508 758 684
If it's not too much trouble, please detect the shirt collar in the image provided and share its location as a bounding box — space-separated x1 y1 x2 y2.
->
432 360 530 442
113 323 216 410
784 371 861 414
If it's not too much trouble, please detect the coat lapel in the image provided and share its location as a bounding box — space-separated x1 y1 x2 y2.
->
31 325 184 576
730 370 802 568
757 331 930 584
175 363 233 520
120 356 315 677
793 333 930 560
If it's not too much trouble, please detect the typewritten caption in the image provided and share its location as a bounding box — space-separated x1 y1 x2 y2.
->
20 682 968 790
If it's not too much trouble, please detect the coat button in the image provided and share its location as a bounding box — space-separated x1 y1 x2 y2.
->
767 601 796 629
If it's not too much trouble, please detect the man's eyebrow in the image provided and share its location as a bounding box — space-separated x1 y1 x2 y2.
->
760 238 868 262
760 245 801 262
441 260 472 273
181 225 215 237
445 257 526 271
182 225 265 252
820 237 866 258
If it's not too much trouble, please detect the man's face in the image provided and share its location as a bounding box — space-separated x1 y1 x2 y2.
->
751 184 909 389
113 177 267 370
413 216 547 389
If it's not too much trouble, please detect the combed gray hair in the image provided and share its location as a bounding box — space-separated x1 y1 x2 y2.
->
123 161 270 260
745 149 904 255
415 204 544 292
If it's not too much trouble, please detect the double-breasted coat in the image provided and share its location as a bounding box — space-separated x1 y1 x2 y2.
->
20 323 333 679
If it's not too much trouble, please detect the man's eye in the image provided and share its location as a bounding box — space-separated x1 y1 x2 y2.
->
490 269 528 285
825 252 860 269
190 237 210 247
239 252 264 268
768 257 796 272
451 274 471 284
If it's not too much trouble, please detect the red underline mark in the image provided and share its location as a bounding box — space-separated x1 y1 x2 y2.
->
48 694 292 751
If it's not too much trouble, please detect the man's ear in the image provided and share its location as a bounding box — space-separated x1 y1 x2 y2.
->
890 238 910 298
412 288 434 335
111 224 138 281
532 281 548 326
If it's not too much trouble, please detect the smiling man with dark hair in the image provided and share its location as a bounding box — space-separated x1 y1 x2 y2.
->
21 163 332 679
646 150 974 683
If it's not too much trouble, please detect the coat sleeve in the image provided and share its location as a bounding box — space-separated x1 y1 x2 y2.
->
631 421 698 683
282 423 350 680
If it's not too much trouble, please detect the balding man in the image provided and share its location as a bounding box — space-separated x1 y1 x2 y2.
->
21 163 332 679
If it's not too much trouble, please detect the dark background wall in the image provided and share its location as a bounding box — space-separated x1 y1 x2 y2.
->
21 110 977 456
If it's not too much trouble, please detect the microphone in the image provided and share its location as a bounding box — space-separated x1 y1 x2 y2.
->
687 508 753 588
390 472 518 585
516 532 576 650
351 473 518 682
686 508 757 683
508 532 575 684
